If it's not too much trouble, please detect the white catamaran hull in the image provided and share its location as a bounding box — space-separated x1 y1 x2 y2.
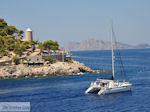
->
99 85 132 95
85 86 101 94
85 79 132 95
86 85 132 95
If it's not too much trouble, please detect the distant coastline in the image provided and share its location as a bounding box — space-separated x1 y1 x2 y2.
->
67 38 150 51
70 47 150 52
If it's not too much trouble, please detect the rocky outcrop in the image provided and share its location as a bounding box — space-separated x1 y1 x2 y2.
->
0 61 110 79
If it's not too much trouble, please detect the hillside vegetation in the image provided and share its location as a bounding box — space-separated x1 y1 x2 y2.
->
0 18 59 58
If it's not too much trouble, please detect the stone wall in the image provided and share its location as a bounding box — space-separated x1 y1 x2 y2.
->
27 55 43 63
42 54 71 62
0 60 12 66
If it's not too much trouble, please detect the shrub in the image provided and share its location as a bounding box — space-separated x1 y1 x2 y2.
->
13 47 23 56
22 41 30 49
13 56 20 65
68 59 73 63
44 57 56 64
21 57 28 63
0 48 8 56
26 51 30 56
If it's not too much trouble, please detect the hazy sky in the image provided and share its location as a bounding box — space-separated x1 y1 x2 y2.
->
1 0 150 47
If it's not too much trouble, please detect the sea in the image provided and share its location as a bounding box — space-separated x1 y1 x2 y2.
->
0 49 150 112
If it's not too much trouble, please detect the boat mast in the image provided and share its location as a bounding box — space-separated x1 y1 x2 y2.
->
111 20 115 80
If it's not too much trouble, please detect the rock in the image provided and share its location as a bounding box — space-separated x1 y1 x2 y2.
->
0 61 111 79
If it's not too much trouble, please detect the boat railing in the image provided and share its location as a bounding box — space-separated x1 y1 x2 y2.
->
91 81 101 86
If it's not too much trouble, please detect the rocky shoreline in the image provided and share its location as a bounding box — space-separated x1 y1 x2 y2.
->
0 61 111 79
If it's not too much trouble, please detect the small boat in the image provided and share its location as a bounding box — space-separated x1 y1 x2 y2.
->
85 21 132 95
85 79 132 95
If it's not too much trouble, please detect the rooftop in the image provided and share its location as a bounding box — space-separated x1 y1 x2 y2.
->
26 28 32 32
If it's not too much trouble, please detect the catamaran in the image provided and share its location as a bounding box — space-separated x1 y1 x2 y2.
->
85 21 132 95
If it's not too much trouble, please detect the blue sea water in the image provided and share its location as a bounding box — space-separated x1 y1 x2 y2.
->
0 49 150 112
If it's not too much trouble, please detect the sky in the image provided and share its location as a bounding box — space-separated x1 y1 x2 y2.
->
1 0 150 47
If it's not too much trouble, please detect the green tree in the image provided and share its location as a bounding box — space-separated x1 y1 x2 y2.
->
37 42 43 53
0 18 23 37
43 40 59 52
0 18 7 29
38 42 43 49
5 26 17 35
4 38 15 50
14 47 23 57
30 40 38 46
17 30 24 37
13 41 24 56
0 36 4 47
22 41 30 49
30 40 39 51
0 48 8 56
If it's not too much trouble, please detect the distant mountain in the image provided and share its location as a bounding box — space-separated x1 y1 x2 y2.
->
135 43 150 48
67 42 80 51
66 38 133 51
